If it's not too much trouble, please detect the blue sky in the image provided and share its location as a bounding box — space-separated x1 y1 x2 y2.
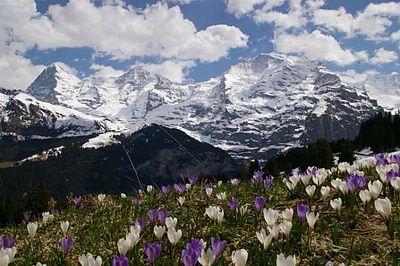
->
0 0 399 89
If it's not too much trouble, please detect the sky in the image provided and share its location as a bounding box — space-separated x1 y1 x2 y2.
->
0 0 399 89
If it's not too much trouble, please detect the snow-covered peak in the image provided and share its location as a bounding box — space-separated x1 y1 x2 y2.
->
116 66 155 84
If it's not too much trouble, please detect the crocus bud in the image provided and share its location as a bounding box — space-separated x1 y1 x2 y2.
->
231 249 248 266
374 197 392 220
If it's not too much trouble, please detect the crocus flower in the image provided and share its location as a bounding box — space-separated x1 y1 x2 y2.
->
346 174 367 193
205 187 213 197
178 196 186 206
165 217 178 229
117 239 130 255
386 169 399 181
306 211 319 230
279 221 292 237
359 190 372 205
320 186 330 200
147 209 159 223
60 236 74 256
306 185 316 198
112 255 128 266
330 198 342 212
264 175 273 189
1 236 15 249
0 246 16 264
145 242 161 265
252 170 264 184
211 236 227 257
146 185 154 193
27 222 38 239
374 197 392 220
72 196 81 208
268 224 280 240
204 183 214 189
42 212 54 224
180 239 203 266
391 177 400 191
276 253 296 266
135 219 147 232
375 154 388 166
231 249 248 266
297 203 309 223
239 205 250 216
23 211 32 223
198 248 216 266
256 228 273 250
60 221 69 236
205 206 224 224
167 227 182 245
154 225 165 240
368 180 383 199
79 253 102 266
97 194 106 202
390 154 400 164
228 199 240 212
174 183 186 194
161 185 171 194
281 208 294 222
158 209 169 225
189 175 198 184
230 178 241 187
254 197 267 212
216 192 227 201
263 208 279 226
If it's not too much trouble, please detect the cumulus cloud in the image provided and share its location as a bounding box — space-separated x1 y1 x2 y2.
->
141 60 196 83
225 0 268 18
369 48 398 65
338 69 379 85
0 0 248 88
90 64 125 77
273 30 367 65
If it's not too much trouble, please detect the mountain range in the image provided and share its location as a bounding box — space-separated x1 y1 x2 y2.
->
1 53 398 159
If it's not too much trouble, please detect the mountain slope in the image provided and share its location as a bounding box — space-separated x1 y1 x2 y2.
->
6 54 384 159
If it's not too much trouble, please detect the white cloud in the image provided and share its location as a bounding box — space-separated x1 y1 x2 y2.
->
392 30 400 45
338 69 379 85
253 0 306 30
225 0 268 18
164 0 194 4
312 2 400 40
273 30 366 65
370 48 398 65
141 60 196 83
90 64 125 77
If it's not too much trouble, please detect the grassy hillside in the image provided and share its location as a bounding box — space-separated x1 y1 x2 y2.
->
0 153 399 265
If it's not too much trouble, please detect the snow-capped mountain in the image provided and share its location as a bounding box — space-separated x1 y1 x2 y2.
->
2 54 385 159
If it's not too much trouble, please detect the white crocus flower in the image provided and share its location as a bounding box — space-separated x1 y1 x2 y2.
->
165 217 178 229
0 247 16 264
205 206 224 224
391 177 400 191
231 249 248 266
146 185 153 193
198 248 216 266
306 185 316 198
338 181 349 195
268 224 280 240
36 263 47 266
217 181 223 187
263 208 279 226
117 238 130 255
300 175 311 186
79 253 102 266
281 208 294 222
97 194 106 202
60 221 69 236
359 190 372 205
206 187 213 197
276 253 296 266
177 196 186 206
374 197 392 220
331 178 342 190
306 211 319 230
27 222 38 239
330 198 342 212
167 227 182 245
320 186 330 200
279 221 292 237
239 205 250 216
154 225 166 240
368 180 383 199
120 193 127 199
256 228 273 250
126 231 140 248
216 192 227 201
42 212 54 225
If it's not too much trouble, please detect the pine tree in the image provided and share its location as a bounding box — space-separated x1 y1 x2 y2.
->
248 159 260 178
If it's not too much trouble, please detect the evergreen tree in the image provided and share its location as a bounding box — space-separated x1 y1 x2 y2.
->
338 140 355 164
263 158 280 177
24 182 51 216
248 159 260 178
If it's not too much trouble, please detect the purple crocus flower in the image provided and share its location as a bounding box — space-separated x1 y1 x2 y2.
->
60 236 74 256
1 236 15 248
204 183 214 189
147 209 159 222
254 197 267 212
188 175 198 185
228 198 240 212
386 169 399 181
390 154 400 164
174 183 186 194
23 211 31 223
135 219 147 232
72 196 81 207
132 197 141 205
180 239 203 266
376 154 388 166
161 185 171 194
264 175 273 189
231 178 241 187
252 170 264 184
145 242 161 265
112 255 129 266
297 203 310 223
158 209 169 225
307 166 318 176
211 236 227 257
347 174 367 193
